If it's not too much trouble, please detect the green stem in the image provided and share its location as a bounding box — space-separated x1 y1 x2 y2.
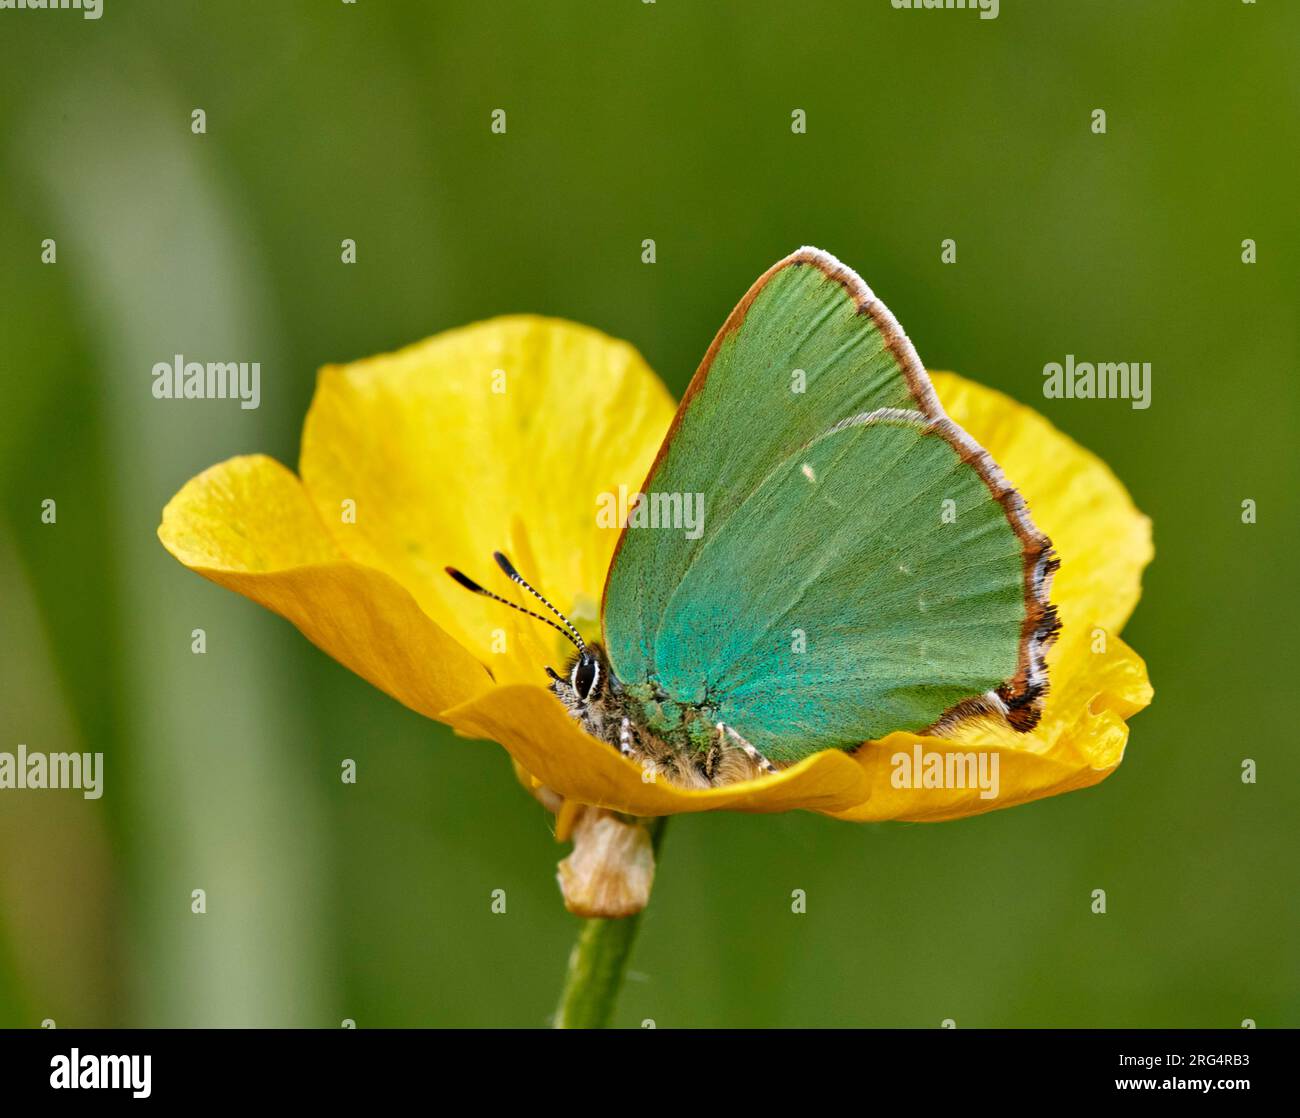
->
553 816 666 1029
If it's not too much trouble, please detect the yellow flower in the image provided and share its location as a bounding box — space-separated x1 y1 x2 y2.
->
159 316 1152 825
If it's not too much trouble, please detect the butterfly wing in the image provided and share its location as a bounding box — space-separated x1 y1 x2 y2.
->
601 248 1057 758
655 409 1052 761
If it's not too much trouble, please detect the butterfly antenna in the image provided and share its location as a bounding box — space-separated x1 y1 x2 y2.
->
491 551 587 650
444 563 585 652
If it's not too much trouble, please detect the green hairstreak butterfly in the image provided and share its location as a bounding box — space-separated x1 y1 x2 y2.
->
448 247 1059 788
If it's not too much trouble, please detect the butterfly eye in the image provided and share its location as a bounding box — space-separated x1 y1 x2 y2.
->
571 653 600 702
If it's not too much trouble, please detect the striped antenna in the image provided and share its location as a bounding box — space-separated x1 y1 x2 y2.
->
491 552 586 650
445 556 585 651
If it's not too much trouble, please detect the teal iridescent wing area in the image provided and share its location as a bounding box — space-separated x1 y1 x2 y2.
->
657 410 1043 761
601 248 1057 761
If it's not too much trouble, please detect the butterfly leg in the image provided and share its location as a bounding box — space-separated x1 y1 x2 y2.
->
618 717 637 759
716 722 779 776
701 742 720 782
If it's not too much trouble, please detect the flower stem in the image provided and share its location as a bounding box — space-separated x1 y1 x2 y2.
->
553 816 666 1028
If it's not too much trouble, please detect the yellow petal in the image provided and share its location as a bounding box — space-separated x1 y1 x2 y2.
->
932 371 1153 636
444 685 871 816
299 316 676 684
159 454 491 719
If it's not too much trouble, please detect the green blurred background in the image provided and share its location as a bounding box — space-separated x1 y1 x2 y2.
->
1 0 1295 1028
